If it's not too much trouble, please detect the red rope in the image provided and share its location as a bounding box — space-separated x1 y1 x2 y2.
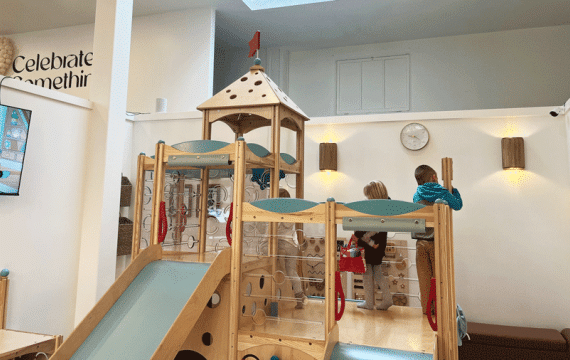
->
335 271 345 321
225 202 233 246
158 201 167 243
427 277 437 331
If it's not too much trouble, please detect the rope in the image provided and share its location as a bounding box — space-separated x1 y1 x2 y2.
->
226 202 233 246
158 201 167 243
335 271 345 321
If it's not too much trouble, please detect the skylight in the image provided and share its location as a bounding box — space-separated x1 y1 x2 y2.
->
242 0 335 11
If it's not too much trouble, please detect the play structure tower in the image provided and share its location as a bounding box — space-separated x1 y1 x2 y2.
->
50 60 458 360
196 61 309 253
197 63 311 358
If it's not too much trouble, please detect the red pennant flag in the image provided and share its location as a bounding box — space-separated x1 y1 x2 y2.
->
248 31 260 58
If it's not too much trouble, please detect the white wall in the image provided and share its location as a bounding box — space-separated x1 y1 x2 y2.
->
213 38 266 95
288 25 570 117
127 8 216 114
7 8 216 114
303 109 570 330
0 78 92 336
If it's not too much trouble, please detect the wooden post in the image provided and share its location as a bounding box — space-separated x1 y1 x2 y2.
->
55 335 63 350
131 154 147 260
325 199 337 336
0 274 8 329
296 120 305 283
434 203 458 360
200 110 212 262
198 169 210 261
442 158 453 192
150 142 166 245
270 106 281 297
202 110 211 141
174 176 186 250
228 139 246 360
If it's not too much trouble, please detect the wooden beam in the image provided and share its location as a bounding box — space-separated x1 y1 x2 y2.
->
334 204 435 226
241 203 326 224
322 324 339 360
198 168 210 260
0 277 7 329
325 200 337 335
442 158 453 192
150 142 166 245
131 154 147 260
228 139 246 360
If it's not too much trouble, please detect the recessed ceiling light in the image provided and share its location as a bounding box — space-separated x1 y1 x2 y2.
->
242 0 335 11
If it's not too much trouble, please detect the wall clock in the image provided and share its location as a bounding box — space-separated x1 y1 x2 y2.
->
400 123 429 150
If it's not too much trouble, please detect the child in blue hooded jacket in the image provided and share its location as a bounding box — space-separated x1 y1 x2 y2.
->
413 165 462 314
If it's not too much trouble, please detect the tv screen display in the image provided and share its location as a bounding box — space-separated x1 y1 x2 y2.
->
0 104 31 195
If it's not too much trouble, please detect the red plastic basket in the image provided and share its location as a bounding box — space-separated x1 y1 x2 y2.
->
339 235 366 274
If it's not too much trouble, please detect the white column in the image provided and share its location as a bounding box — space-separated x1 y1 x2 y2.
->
565 98 570 179
74 0 133 325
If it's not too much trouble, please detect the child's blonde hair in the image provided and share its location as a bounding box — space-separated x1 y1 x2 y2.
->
363 180 388 200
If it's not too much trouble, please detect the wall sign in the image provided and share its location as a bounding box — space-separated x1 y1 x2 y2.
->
11 50 93 91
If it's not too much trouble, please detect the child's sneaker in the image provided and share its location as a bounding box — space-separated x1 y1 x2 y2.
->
357 301 374 310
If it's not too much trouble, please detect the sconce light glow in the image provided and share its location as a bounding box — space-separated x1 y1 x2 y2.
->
503 169 531 187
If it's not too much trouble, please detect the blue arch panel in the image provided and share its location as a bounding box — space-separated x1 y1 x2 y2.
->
280 152 297 165
249 198 320 213
246 143 271 158
171 140 230 153
343 200 425 216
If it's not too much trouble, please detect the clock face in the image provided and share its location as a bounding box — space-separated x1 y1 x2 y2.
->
400 123 429 150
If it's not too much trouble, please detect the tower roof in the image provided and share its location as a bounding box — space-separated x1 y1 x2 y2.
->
197 66 309 120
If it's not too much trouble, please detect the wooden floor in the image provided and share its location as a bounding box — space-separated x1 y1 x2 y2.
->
338 302 434 354
240 299 434 355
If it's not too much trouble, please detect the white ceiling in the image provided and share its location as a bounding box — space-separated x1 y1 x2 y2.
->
1 0 570 50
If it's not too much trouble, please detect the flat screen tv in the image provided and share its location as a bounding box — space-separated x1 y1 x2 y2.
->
0 104 31 195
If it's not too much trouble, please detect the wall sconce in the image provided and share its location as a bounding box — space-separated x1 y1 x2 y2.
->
319 142 337 171
502 137 525 170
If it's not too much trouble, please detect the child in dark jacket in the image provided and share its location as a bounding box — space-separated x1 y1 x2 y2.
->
413 165 462 314
354 180 393 311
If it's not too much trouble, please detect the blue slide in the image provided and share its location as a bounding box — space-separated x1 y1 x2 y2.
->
330 343 433 360
69 261 210 359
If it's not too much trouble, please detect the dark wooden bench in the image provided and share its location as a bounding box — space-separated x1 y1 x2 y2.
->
459 322 570 360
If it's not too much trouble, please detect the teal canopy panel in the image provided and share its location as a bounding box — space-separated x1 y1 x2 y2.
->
249 198 320 213
280 153 297 165
246 143 271 158
343 200 425 216
171 140 230 153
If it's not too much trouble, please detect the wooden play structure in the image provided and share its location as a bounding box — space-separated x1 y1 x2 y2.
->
0 270 63 360
50 63 459 360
